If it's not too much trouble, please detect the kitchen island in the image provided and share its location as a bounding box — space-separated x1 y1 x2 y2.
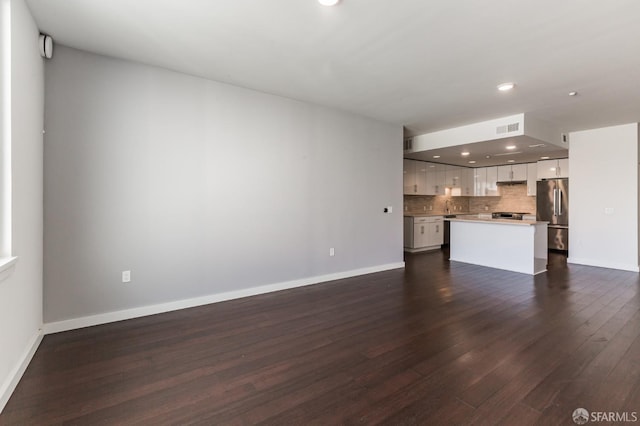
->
447 216 548 275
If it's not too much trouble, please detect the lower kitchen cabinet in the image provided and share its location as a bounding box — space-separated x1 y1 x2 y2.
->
404 216 444 252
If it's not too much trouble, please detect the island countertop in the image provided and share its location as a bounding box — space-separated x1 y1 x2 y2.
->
445 216 548 226
448 218 548 275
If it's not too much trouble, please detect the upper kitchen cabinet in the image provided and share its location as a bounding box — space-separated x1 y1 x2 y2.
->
474 166 499 196
449 167 473 196
415 161 429 195
537 158 569 179
403 159 416 194
404 159 430 195
460 168 474 196
527 162 537 196
486 166 499 195
445 166 461 188
427 163 446 195
497 164 527 182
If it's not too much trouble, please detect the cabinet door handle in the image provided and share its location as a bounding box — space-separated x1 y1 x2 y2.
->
414 184 417 193
510 170 514 180
436 225 439 233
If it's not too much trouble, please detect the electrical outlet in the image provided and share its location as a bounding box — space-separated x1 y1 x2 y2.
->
122 270 131 283
329 248 335 257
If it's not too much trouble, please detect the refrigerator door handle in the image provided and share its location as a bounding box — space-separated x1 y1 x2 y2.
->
558 190 563 216
553 188 557 216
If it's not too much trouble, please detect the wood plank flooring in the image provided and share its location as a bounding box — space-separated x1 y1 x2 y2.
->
2 251 639 425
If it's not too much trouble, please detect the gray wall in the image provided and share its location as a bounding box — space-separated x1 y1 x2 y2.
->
0 0 44 410
44 46 403 323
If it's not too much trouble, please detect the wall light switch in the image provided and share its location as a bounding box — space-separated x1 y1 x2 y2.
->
329 248 335 257
122 270 131 283
605 207 614 215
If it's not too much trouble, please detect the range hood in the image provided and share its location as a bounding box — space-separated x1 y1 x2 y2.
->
403 113 568 168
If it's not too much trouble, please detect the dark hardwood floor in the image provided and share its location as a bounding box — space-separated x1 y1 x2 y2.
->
2 250 639 425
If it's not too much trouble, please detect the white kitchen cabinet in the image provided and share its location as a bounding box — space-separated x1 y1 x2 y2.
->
403 159 416 195
497 165 511 182
512 164 527 181
448 168 473 196
527 162 537 196
404 159 430 195
537 158 569 179
404 216 444 252
445 166 461 188
557 158 569 178
414 220 429 248
486 167 499 195
473 168 486 196
428 217 444 246
474 166 498 196
414 161 429 195
460 168 474 196
427 163 446 195
497 164 527 182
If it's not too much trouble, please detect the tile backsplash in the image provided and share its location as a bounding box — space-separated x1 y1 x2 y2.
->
404 194 470 213
469 183 536 214
404 182 536 214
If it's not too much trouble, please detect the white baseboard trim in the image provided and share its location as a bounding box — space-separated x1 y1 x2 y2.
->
567 257 640 273
44 261 405 335
0 330 43 414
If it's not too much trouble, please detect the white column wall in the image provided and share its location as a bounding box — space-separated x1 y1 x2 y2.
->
568 123 639 272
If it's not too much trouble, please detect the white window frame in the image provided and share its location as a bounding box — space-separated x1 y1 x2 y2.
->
0 0 17 281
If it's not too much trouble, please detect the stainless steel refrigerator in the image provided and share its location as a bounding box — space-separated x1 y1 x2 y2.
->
536 179 569 251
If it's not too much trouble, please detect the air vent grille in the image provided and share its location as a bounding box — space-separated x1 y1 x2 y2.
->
403 138 413 151
496 122 520 134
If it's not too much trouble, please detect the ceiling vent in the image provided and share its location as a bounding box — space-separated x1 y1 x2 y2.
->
403 138 414 151
496 122 520 135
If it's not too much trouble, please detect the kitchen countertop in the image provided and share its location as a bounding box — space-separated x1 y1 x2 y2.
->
446 216 548 226
404 212 475 217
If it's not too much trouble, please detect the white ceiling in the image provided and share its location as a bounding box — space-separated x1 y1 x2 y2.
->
25 0 640 137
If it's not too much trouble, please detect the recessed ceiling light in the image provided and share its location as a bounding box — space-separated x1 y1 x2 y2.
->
507 160 515 163
485 155 491 159
506 145 516 150
540 156 550 160
433 155 441 158
318 0 340 5
568 91 578 96
461 152 470 156
497 82 515 91
468 160 476 164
